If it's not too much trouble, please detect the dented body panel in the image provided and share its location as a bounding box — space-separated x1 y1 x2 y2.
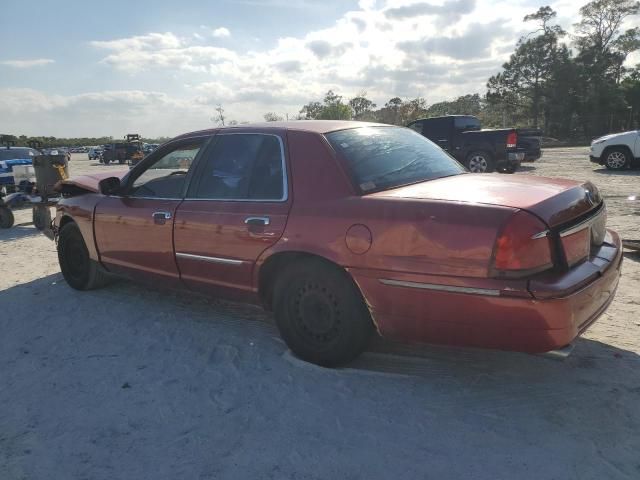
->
54 121 622 354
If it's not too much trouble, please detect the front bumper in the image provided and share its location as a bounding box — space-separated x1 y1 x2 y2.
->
590 155 602 164
350 230 622 353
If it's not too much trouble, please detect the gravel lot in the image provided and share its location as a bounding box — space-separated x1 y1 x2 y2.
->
1 148 639 479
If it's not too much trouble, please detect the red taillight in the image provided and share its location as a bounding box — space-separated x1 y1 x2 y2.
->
562 228 590 266
506 131 517 149
492 211 553 277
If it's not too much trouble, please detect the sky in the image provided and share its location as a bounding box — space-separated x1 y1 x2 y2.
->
1 0 638 138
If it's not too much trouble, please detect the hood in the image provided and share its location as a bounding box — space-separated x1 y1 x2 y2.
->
371 173 601 228
593 130 639 143
56 171 128 194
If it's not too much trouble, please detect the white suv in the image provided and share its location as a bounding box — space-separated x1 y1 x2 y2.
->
590 130 639 170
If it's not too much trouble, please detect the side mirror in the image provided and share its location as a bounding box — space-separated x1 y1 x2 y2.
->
98 176 121 195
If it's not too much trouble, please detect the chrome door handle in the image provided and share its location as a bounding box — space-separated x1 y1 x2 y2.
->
152 211 172 225
244 216 270 226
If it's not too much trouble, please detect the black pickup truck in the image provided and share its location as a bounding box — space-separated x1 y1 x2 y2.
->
407 115 525 173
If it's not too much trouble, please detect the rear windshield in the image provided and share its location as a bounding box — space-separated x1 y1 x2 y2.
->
326 127 464 193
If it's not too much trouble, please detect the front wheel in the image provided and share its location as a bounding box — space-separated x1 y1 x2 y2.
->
604 149 629 170
273 260 374 367
58 223 110 290
0 206 14 229
466 151 495 173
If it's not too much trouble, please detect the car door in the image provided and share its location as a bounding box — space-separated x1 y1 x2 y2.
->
173 130 291 297
94 136 209 285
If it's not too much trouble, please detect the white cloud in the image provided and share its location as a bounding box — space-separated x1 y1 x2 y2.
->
91 32 183 51
0 58 55 68
86 0 526 110
212 27 231 38
0 88 210 138
4 0 610 136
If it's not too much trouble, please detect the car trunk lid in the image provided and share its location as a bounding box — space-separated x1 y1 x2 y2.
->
371 173 601 229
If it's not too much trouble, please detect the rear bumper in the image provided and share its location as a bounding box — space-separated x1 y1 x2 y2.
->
350 230 622 353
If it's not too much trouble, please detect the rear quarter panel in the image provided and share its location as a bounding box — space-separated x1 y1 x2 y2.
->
255 130 516 285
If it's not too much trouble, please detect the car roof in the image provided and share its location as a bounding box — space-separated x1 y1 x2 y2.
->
175 120 394 140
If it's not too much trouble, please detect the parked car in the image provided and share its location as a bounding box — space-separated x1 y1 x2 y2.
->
407 115 525 173
589 130 640 170
52 121 622 367
88 147 103 160
0 146 38 193
143 143 159 154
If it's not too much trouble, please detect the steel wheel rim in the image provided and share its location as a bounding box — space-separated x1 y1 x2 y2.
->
606 152 626 169
468 155 488 173
289 282 342 348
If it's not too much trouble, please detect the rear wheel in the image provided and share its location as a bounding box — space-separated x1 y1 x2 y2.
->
0 206 14 229
604 149 629 170
466 151 495 173
58 222 110 290
273 259 373 367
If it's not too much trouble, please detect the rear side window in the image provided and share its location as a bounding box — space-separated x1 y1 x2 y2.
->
189 133 286 201
326 127 464 193
454 116 481 131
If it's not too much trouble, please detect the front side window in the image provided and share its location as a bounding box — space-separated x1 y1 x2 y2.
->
128 140 203 198
326 126 464 193
189 134 285 201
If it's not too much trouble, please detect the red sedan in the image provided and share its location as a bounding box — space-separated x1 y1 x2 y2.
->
53 121 622 366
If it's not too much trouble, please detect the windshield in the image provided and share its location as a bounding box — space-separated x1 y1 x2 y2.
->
326 126 464 193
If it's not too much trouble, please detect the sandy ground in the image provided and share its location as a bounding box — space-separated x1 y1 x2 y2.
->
1 148 639 479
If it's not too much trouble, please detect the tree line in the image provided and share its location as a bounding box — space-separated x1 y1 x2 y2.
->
0 134 171 149
289 0 640 140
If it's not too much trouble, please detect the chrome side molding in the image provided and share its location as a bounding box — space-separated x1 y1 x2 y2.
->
176 252 244 265
379 279 500 297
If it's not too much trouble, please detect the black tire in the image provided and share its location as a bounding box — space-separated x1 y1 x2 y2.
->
58 222 110 290
0 206 14 229
273 259 374 367
604 148 629 170
466 151 495 173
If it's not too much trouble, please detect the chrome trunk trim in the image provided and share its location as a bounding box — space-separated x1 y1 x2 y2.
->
379 279 500 297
